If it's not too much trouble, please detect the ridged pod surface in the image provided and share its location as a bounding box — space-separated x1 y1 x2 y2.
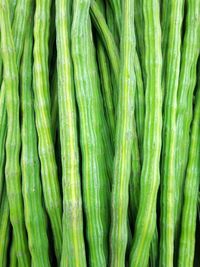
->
97 40 115 141
107 0 121 38
71 0 109 265
178 76 200 267
21 10 51 267
90 1 119 86
55 0 87 266
0 0 30 265
0 187 10 267
161 0 171 73
129 0 162 266
134 0 145 82
94 0 114 183
110 0 136 266
129 120 141 218
175 0 200 234
0 0 30 201
33 0 62 260
50 68 58 142
159 0 184 266
0 88 6 202
134 51 145 160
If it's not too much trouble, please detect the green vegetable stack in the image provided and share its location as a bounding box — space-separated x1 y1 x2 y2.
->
0 0 200 266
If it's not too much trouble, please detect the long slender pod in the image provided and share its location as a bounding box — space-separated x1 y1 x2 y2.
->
56 0 87 266
92 0 143 217
21 11 51 267
106 1 119 45
134 51 145 159
0 0 32 202
159 1 184 266
0 0 27 205
110 0 136 266
161 0 171 73
72 0 109 265
49 0 56 67
149 229 159 267
9 0 17 22
105 4 120 113
107 0 121 37
90 1 120 85
9 236 18 267
175 0 200 234
0 88 6 202
0 0 17 86
97 41 115 141
0 45 2 88
0 186 10 267
178 76 200 267
0 1 31 266
33 0 62 260
94 0 114 183
95 0 115 142
129 0 162 266
129 119 141 218
91 1 144 148
134 0 145 82
51 68 58 142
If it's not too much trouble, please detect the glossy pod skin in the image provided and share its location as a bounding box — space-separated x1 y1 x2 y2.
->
55 0 87 266
129 0 162 266
110 0 136 266
159 0 184 266
21 10 51 267
175 0 200 235
178 75 200 267
0 0 31 265
33 0 62 261
71 0 109 265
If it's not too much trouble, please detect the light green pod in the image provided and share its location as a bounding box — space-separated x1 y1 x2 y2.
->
107 0 121 38
178 74 200 267
56 0 87 266
71 0 109 265
175 0 200 235
97 41 115 141
129 0 162 266
110 0 136 266
50 68 58 142
90 1 120 87
159 0 184 266
21 10 51 267
0 1 31 266
33 0 62 261
0 87 6 203
134 0 145 82
0 186 10 267
106 1 119 45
